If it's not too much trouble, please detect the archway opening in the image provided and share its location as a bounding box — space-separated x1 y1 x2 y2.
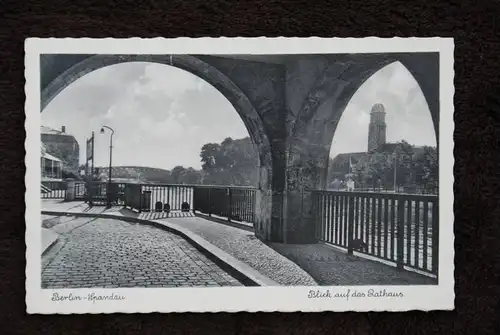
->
327 61 438 194
41 61 261 187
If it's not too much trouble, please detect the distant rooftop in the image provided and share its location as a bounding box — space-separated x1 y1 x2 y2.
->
331 152 366 165
41 125 70 135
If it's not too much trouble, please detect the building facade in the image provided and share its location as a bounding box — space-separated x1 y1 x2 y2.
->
41 125 80 177
41 142 63 180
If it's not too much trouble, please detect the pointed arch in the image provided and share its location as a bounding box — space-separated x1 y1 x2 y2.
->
323 54 439 186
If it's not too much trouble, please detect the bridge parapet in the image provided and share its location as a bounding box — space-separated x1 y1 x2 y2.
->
311 190 439 279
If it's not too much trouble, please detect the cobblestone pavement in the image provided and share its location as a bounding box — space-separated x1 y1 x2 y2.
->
42 201 434 286
42 217 242 288
269 243 437 285
163 218 318 286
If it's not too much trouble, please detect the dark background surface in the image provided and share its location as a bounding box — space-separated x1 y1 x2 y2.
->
1 0 499 334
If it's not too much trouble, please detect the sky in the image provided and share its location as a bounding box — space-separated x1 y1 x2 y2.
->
42 60 436 170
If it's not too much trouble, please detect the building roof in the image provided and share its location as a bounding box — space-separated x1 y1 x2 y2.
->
41 125 64 135
367 142 429 155
332 142 431 163
331 152 366 166
41 125 75 137
42 151 62 162
412 146 426 156
372 142 399 153
41 142 62 162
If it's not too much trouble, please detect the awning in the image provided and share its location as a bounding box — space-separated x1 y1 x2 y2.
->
42 152 62 162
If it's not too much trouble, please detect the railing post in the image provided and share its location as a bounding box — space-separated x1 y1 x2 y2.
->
312 191 318 240
227 188 232 222
138 185 142 214
397 199 406 269
192 186 197 214
65 180 76 202
347 195 355 255
208 187 212 217
252 189 256 224
123 184 128 208
431 200 439 278
87 181 93 207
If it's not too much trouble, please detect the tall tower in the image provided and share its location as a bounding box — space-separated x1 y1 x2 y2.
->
367 103 387 152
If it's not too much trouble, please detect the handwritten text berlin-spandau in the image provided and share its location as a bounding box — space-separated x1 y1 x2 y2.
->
308 288 404 299
51 292 126 303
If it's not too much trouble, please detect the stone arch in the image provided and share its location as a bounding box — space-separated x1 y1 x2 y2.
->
322 56 439 184
286 54 439 190
281 54 439 243
40 54 272 169
286 56 397 191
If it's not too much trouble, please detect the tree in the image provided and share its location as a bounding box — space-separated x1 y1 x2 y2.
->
393 140 415 188
182 167 202 184
349 157 364 189
414 146 438 191
199 137 258 186
170 165 186 184
200 143 221 171
366 152 390 190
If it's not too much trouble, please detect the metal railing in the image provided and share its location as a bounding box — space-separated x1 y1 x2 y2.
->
85 182 126 206
350 186 439 195
312 190 439 277
41 181 67 199
193 185 256 223
123 183 194 213
121 183 257 223
74 182 86 200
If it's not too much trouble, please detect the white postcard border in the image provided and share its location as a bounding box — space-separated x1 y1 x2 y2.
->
25 37 455 313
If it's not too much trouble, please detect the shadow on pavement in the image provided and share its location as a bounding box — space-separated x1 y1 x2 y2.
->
118 208 196 220
267 242 437 286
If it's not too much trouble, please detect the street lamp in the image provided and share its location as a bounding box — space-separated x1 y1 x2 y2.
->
100 125 114 208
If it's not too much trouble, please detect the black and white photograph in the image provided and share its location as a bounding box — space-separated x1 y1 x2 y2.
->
26 37 454 313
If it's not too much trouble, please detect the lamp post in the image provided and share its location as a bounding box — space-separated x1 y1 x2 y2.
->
100 125 114 208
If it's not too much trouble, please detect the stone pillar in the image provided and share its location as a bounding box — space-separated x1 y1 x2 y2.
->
254 164 273 239
282 142 330 243
254 142 287 243
65 179 76 202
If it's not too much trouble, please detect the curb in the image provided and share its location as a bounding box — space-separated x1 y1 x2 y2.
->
41 210 279 287
194 212 254 232
41 227 60 255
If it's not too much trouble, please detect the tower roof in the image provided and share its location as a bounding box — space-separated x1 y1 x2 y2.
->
370 103 386 114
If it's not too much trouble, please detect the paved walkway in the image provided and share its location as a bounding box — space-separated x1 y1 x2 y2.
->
42 217 242 288
160 217 317 286
41 200 436 286
269 244 437 285
42 200 317 286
